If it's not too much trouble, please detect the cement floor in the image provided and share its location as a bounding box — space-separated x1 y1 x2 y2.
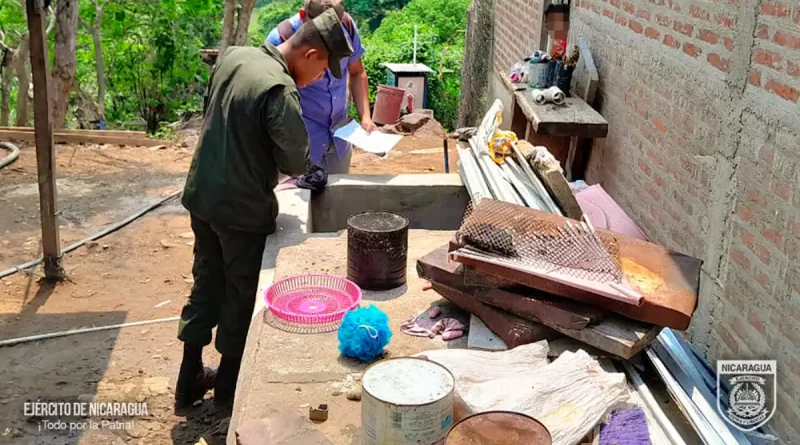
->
228 229 463 444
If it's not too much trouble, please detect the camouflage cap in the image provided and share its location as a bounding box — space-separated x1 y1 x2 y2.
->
308 8 354 79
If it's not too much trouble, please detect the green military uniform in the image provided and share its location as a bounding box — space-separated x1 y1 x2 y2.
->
178 44 310 358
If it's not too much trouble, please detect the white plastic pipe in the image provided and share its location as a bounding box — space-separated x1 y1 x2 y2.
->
0 316 180 347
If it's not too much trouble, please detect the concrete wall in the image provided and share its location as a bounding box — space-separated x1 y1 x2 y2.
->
559 0 799 440
309 175 469 233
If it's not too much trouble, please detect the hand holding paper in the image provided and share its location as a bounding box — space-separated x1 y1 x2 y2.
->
334 120 402 156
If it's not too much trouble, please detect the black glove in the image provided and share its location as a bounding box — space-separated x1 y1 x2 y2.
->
297 165 328 193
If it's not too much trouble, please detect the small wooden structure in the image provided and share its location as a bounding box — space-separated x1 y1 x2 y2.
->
383 63 434 111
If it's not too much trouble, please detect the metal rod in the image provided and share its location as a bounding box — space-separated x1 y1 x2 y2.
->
621 361 689 445
0 316 181 348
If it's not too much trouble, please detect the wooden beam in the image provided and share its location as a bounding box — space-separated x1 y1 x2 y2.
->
0 126 148 138
26 0 63 280
0 129 168 147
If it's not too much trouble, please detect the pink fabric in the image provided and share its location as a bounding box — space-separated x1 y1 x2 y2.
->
575 185 648 241
274 178 299 192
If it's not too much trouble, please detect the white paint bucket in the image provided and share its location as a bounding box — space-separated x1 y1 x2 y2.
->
362 357 455 445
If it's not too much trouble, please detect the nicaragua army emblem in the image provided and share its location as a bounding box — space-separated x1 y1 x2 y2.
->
717 360 776 431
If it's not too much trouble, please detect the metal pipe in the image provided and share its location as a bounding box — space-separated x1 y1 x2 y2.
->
621 361 689 445
646 346 728 445
504 158 548 210
510 141 563 215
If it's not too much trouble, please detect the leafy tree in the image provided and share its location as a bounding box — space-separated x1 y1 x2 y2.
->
362 0 469 129
252 0 301 45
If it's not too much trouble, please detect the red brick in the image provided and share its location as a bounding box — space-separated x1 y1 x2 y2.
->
773 178 792 200
732 248 751 269
762 228 783 247
740 229 755 248
615 13 628 26
674 21 693 36
648 188 661 201
749 70 762 87
663 34 680 49
754 48 783 69
629 20 644 34
737 203 756 223
689 5 710 20
761 1 790 17
683 42 702 58
638 159 651 176
637 10 651 20
717 328 740 355
655 14 671 27
756 25 769 40
723 37 734 52
645 27 660 40
765 80 800 102
760 144 774 164
716 14 735 28
747 190 764 203
708 53 731 72
795 7 800 24
603 8 614 18
774 31 800 50
698 29 719 44
752 243 772 265
654 174 666 187
623 1 635 14
748 311 767 335
788 61 800 78
610 0 621 8
652 118 667 133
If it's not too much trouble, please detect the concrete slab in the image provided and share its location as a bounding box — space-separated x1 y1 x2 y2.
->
230 230 463 444
310 174 469 232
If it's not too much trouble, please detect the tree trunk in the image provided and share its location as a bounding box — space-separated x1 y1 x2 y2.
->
233 0 257 46
50 0 79 129
457 0 494 128
1 52 13 126
219 0 237 56
89 6 106 120
14 38 30 127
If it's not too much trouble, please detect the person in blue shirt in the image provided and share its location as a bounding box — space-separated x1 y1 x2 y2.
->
266 0 376 174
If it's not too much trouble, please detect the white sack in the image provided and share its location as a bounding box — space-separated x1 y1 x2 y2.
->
459 349 629 445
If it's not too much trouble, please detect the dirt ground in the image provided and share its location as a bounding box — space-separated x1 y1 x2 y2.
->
0 128 458 444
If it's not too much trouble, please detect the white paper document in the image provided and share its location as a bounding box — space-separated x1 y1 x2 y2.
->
333 120 403 156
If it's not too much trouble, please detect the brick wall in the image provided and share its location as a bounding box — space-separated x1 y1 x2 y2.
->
492 0 545 75
562 0 800 441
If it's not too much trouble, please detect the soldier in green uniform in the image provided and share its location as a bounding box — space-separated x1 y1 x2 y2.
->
174 8 354 413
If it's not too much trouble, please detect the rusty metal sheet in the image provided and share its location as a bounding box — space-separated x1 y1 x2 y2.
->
452 204 701 330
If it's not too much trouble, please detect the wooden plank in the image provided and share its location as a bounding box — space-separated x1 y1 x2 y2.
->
571 37 600 105
431 283 558 348
525 141 584 220
0 126 148 138
0 129 168 147
514 93 609 138
475 288 605 330
26 0 63 280
477 288 661 359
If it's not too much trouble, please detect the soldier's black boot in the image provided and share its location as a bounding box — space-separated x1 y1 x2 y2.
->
213 354 242 409
174 343 217 414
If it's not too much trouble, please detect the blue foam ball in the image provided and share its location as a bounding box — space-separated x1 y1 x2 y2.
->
337 305 392 363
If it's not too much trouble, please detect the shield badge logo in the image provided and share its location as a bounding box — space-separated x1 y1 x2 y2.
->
717 360 777 431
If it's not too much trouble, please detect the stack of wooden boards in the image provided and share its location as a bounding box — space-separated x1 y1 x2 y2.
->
0 126 168 147
417 202 702 359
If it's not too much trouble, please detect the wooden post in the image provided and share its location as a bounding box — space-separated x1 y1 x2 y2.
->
26 0 64 280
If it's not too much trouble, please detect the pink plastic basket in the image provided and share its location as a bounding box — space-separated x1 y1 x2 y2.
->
265 274 362 325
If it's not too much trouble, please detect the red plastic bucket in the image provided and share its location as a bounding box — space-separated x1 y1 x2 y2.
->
372 84 406 125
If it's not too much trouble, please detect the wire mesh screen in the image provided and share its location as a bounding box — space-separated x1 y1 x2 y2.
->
456 199 624 284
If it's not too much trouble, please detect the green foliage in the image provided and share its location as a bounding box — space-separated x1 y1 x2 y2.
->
252 0 302 45
362 0 468 130
347 0 411 31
